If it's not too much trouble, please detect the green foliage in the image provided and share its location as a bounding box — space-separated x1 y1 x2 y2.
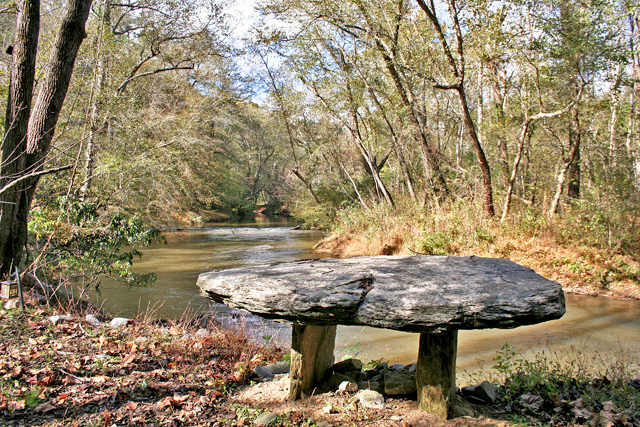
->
420 231 453 255
28 197 164 288
338 343 361 360
487 343 640 425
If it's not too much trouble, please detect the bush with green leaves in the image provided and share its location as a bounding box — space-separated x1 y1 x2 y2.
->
27 197 164 288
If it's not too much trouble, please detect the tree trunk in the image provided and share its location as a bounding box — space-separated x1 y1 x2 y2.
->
456 87 495 217
0 0 41 278
567 109 581 201
79 0 111 200
0 0 93 278
548 111 581 218
376 41 449 198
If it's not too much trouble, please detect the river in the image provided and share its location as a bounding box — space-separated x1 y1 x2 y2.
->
93 220 640 378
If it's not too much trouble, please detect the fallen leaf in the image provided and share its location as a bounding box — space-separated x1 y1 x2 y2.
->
38 374 54 386
123 401 138 410
101 410 111 427
91 375 110 384
157 396 175 409
12 366 23 378
9 399 25 410
205 389 222 398
122 353 136 367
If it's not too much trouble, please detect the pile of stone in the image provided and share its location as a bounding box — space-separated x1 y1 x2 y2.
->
253 357 499 411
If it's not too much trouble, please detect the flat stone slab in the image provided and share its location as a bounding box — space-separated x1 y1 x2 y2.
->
198 255 565 332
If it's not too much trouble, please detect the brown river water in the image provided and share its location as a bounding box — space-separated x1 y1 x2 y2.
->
93 219 640 378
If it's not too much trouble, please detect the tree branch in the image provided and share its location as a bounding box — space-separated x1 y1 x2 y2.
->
0 165 72 197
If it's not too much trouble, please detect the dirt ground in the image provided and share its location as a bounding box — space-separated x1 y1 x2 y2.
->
231 375 512 427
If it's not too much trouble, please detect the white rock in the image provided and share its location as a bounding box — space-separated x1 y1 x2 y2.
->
254 412 277 426
85 314 101 326
355 389 385 409
4 300 20 310
338 381 358 393
50 315 72 324
109 317 131 328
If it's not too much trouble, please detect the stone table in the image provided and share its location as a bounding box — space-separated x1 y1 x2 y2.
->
197 255 565 419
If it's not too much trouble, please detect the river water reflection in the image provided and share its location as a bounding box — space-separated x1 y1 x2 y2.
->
95 221 640 376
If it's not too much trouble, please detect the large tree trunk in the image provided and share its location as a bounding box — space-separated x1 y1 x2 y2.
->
0 0 41 278
548 108 581 218
567 109 581 201
456 87 495 217
0 0 93 278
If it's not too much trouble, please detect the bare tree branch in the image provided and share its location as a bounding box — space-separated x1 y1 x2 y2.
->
0 165 72 197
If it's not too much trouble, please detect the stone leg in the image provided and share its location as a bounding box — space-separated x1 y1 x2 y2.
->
416 330 458 419
288 324 337 400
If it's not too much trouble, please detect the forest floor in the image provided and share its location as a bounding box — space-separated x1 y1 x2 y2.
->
0 295 520 427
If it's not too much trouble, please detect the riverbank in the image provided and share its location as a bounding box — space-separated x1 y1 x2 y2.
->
312 201 640 300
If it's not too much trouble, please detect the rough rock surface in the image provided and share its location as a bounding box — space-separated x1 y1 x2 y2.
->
384 369 417 396
355 389 385 409
198 256 565 332
109 317 131 328
462 381 498 404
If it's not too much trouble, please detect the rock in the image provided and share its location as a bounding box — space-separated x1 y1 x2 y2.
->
328 373 356 389
316 421 333 427
109 317 131 328
451 395 476 418
520 393 544 412
406 363 417 373
357 380 384 394
49 315 72 324
253 365 274 380
4 300 20 310
338 381 358 393
630 378 640 390
254 411 278 426
461 381 498 404
195 328 210 338
331 358 363 374
85 314 101 326
390 363 405 370
343 370 367 382
384 369 416 395
197 256 565 332
355 389 385 409
264 361 290 375
373 362 389 373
